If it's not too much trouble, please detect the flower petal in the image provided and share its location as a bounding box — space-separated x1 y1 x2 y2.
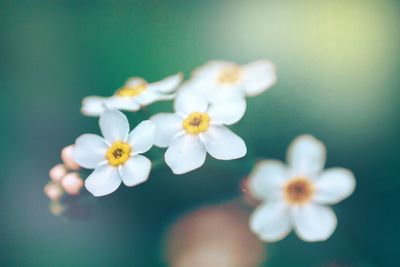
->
292 204 337 242
165 134 206 174
287 135 326 178
192 60 234 79
250 201 291 242
85 164 122 197
120 155 151 187
149 72 183 93
107 96 141 111
151 113 183 148
99 108 130 143
174 90 208 116
314 168 356 204
72 134 108 169
201 126 247 160
136 90 169 106
248 160 289 201
128 120 156 154
208 96 246 125
242 60 277 97
81 96 109 117
81 96 140 117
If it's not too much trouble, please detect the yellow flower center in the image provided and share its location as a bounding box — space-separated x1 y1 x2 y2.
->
218 65 242 84
284 177 315 205
106 141 132 167
182 112 210 134
115 83 147 97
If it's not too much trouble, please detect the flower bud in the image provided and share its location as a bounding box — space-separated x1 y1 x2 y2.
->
61 145 80 170
49 164 67 183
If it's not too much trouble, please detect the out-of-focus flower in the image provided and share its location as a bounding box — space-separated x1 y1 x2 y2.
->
165 202 266 267
182 60 276 102
61 173 84 195
72 108 156 196
49 201 65 216
151 91 247 174
49 164 67 183
81 73 183 116
44 182 64 201
61 145 81 170
248 135 356 242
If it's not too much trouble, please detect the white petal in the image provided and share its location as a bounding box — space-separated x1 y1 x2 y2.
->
125 77 146 87
174 90 208 116
107 96 141 111
250 202 291 242
292 204 337 242
120 155 151 187
192 60 234 78
72 134 108 169
128 120 156 154
149 72 183 93
85 164 122 197
150 113 183 148
81 96 109 117
136 90 167 106
242 60 277 97
81 96 140 117
208 96 246 125
248 160 289 201
99 108 130 143
287 135 326 178
201 126 247 160
165 134 206 174
314 168 356 204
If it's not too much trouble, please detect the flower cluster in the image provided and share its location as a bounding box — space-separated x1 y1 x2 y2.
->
46 59 355 243
44 145 84 215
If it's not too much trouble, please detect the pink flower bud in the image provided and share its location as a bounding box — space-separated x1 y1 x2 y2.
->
61 145 80 170
49 164 67 183
44 182 64 201
61 173 84 195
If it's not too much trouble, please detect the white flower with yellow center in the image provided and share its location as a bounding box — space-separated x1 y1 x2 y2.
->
182 60 276 102
72 108 156 196
81 73 183 116
151 91 247 174
248 135 356 242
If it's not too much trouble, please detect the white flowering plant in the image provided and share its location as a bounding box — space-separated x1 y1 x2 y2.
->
45 59 355 243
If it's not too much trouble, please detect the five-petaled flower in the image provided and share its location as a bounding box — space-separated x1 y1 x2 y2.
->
248 135 356 242
151 91 247 174
81 73 183 116
72 108 156 196
181 60 276 102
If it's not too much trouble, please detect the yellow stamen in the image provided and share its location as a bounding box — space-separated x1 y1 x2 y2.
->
218 65 242 84
115 83 147 97
106 141 132 167
182 112 210 134
284 177 315 205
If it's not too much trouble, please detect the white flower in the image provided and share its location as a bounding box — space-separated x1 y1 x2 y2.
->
248 135 356 242
151 91 247 174
72 108 156 196
81 73 183 116
181 60 276 102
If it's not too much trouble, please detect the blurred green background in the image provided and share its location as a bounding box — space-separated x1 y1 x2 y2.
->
1 0 399 266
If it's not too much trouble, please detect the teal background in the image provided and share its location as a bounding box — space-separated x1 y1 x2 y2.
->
0 0 399 266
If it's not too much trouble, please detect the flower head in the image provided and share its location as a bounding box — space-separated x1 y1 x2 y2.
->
182 60 276 102
248 135 356 242
60 173 84 195
72 108 156 196
81 73 183 116
151 91 247 174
